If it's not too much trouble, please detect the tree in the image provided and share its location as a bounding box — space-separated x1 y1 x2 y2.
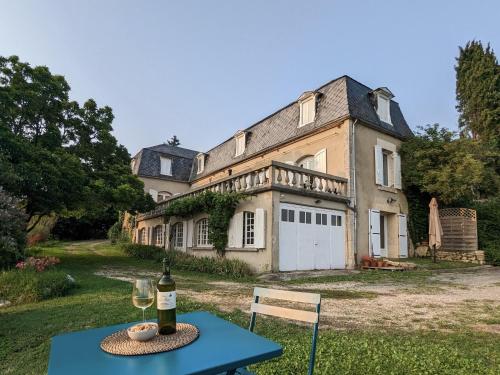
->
0 55 154 236
456 41 500 145
401 124 498 205
167 135 180 146
0 188 27 269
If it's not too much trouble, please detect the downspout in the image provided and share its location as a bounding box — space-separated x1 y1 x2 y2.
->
349 119 359 266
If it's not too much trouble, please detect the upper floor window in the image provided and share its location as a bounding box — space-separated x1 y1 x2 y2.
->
158 191 172 202
196 218 211 246
171 222 184 249
234 131 246 157
243 211 255 247
374 142 401 189
298 94 316 127
372 87 394 125
160 157 172 175
297 155 315 170
196 154 205 174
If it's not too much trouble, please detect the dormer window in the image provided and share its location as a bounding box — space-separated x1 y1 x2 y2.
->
234 131 246 157
160 156 172 176
298 92 316 127
196 153 205 174
373 87 394 125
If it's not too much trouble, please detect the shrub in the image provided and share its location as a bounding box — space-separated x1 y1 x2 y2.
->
121 244 253 278
121 243 165 260
107 222 122 244
0 269 76 305
0 188 27 270
165 250 253 278
484 243 500 266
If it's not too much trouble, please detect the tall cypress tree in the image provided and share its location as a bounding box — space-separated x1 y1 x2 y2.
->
455 41 500 145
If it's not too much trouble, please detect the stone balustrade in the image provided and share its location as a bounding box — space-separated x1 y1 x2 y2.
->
137 161 348 221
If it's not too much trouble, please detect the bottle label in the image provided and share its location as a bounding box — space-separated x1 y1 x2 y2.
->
157 290 176 310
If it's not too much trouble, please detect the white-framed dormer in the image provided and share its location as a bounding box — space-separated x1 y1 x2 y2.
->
298 91 317 127
160 156 172 176
234 130 246 157
372 87 394 125
196 153 205 174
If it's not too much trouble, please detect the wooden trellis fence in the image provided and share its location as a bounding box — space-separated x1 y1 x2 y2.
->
439 208 478 251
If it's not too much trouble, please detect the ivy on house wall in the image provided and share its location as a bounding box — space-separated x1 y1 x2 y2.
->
163 191 246 256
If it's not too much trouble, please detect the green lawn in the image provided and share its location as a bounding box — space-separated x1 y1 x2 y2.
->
1 242 499 374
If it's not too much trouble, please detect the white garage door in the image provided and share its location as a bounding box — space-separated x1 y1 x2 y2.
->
279 203 346 271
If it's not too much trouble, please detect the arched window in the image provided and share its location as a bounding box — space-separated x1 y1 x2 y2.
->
153 225 163 247
158 191 172 202
171 222 184 249
138 228 146 244
296 155 315 170
196 218 210 246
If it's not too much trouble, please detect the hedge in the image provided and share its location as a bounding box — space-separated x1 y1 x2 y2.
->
120 243 253 278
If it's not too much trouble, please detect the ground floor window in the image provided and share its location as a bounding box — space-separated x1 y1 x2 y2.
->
243 212 255 247
153 225 163 246
138 228 146 244
171 222 184 248
380 213 387 251
196 218 210 246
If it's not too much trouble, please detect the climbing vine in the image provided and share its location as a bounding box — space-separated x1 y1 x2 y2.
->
163 191 246 256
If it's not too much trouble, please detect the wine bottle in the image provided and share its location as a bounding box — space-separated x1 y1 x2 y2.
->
157 258 176 334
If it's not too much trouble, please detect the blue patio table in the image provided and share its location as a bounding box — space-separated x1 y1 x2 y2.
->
48 311 282 375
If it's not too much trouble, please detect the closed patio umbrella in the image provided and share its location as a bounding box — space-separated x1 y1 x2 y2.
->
429 197 443 263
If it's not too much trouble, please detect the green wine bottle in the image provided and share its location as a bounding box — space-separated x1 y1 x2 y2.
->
157 258 176 334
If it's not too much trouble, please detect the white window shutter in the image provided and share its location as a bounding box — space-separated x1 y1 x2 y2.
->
149 189 158 202
228 212 243 248
314 149 327 173
398 214 408 257
181 221 187 250
374 145 383 185
393 153 402 189
186 219 193 248
369 209 381 257
255 208 266 249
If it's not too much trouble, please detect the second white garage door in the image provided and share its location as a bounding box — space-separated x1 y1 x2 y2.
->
279 203 346 271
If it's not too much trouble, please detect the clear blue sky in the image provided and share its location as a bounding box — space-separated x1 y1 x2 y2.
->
1 1 498 155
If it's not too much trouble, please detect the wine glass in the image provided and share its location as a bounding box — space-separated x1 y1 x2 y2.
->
132 278 154 322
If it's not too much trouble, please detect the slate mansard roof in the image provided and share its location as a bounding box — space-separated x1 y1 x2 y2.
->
134 144 199 182
135 75 412 183
191 75 412 180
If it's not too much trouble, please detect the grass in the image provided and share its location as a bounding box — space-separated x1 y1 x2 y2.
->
1 242 499 374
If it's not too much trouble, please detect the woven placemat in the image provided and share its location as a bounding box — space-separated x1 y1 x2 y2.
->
100 323 199 356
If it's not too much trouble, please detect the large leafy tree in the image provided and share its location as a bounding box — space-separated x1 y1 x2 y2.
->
456 41 500 144
0 55 154 234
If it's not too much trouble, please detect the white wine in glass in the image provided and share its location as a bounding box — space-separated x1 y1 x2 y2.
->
132 279 154 322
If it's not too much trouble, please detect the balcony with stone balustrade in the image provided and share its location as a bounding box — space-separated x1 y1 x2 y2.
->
137 161 349 221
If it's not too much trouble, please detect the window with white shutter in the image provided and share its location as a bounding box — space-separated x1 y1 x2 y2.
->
299 96 316 127
376 95 391 124
228 212 243 248
160 157 172 175
393 153 402 189
234 133 246 157
149 189 158 202
314 149 327 173
369 209 381 257
254 208 266 248
374 146 384 185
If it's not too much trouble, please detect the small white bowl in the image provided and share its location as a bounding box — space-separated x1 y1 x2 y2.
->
127 322 158 342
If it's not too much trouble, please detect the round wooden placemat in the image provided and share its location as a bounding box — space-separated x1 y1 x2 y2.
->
100 323 199 356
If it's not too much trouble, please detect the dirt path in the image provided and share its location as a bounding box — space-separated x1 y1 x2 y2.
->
95 266 500 333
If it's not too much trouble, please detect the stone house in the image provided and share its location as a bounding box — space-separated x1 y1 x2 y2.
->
132 75 413 273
